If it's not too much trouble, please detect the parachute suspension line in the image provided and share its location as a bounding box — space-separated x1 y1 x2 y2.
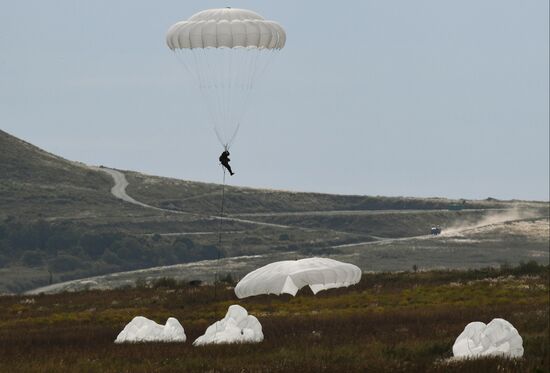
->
202 49 224 138
214 166 227 300
221 49 240 146
248 49 261 89
232 51 259 131
223 49 232 139
255 50 278 87
190 50 222 142
175 49 281 149
173 51 195 79
188 49 225 148
226 49 250 146
175 49 223 150
214 126 227 149
181 48 279 150
213 50 229 144
226 122 240 149
218 167 227 246
223 49 257 147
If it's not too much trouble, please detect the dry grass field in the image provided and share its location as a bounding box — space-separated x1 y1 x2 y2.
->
1 264 547 373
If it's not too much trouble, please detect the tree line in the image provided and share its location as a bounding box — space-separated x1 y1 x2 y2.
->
0 218 222 279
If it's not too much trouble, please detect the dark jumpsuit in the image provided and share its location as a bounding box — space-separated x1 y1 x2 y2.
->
219 151 234 175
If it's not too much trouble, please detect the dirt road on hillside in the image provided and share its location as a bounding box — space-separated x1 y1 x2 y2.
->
91 166 303 230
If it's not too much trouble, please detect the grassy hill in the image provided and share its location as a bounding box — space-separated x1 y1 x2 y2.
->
124 171 506 215
1 129 548 294
0 129 145 221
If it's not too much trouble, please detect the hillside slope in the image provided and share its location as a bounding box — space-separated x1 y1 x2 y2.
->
0 129 141 221
1 129 547 294
125 171 507 215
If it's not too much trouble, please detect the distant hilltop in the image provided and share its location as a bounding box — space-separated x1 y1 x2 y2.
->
1 128 548 294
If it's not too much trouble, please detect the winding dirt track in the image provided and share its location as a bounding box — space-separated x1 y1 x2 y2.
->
91 166 300 230
25 168 547 295
90 167 163 210
91 166 543 249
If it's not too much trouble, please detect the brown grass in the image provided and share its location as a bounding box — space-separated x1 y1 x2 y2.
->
0 267 548 372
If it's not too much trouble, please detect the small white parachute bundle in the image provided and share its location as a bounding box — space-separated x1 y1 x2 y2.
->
193 305 263 346
115 316 186 343
452 318 524 358
234 257 362 298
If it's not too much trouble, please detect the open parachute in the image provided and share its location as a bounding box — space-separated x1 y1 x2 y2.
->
166 8 286 149
234 258 362 298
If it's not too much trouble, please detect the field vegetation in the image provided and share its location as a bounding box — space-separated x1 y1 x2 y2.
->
0 264 547 372
0 218 227 293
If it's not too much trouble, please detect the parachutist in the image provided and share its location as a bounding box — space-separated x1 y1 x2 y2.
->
219 150 234 176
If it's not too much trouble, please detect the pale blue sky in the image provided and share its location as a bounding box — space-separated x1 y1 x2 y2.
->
1 1 548 200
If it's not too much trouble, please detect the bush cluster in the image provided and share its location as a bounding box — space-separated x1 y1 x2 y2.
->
0 218 223 277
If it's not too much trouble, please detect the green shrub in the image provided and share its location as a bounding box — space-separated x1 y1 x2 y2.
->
513 260 546 275
49 255 84 272
152 277 178 289
21 250 44 267
101 249 122 265
219 273 235 284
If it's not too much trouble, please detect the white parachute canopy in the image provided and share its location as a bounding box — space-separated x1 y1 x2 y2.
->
452 318 524 358
234 257 362 299
193 305 263 345
114 316 186 343
166 8 286 149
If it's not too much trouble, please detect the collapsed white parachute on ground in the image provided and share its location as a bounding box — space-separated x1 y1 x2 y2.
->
193 305 263 345
166 7 286 149
452 318 524 358
115 316 186 343
234 257 362 298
